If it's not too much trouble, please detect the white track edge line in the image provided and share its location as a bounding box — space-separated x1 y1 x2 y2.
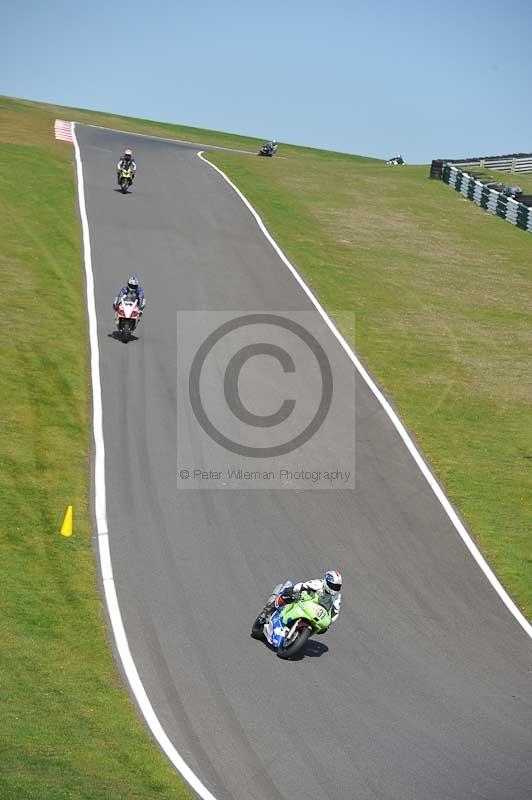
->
197 149 532 641
72 123 219 800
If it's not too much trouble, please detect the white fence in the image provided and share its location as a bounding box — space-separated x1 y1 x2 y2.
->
449 153 532 173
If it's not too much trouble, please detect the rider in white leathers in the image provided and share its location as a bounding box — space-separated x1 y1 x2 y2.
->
260 570 342 624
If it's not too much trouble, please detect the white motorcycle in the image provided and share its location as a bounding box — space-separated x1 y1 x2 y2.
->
115 295 141 342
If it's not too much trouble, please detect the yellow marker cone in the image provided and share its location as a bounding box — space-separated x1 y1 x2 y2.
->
60 505 73 537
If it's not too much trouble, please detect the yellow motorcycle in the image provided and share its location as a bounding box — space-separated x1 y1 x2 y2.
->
118 167 134 194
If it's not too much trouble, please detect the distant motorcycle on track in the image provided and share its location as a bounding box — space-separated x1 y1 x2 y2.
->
386 155 405 166
258 141 277 157
251 581 332 659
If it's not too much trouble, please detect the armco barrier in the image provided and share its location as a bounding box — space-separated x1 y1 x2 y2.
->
441 164 532 233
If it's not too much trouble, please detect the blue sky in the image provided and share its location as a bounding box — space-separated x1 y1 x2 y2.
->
2 0 531 163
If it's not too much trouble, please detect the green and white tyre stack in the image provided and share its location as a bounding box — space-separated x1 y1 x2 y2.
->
441 164 532 233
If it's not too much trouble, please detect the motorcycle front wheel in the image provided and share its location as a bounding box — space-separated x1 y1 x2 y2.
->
120 179 129 194
121 322 132 342
277 625 312 659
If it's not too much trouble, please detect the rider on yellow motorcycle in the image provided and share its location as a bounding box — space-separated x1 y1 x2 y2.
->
116 148 136 185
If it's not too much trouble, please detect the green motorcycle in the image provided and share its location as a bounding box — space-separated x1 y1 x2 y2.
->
251 582 332 659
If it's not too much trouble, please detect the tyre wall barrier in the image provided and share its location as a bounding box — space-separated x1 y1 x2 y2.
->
440 163 532 234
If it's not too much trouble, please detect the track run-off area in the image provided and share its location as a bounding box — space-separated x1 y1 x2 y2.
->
74 123 532 800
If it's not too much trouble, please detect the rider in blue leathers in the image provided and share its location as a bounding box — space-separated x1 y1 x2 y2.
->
113 275 146 315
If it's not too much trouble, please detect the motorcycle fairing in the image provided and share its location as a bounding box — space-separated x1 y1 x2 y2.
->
264 610 287 648
262 581 332 647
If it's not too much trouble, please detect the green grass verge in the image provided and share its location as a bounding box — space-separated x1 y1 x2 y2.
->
1 93 531 798
1 94 266 153
0 104 195 799
203 150 532 619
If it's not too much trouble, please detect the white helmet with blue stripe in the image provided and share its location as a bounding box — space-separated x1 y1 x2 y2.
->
324 569 342 594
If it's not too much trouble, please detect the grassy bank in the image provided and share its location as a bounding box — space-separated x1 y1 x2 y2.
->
205 149 532 618
1 94 265 154
1 93 531 798
0 100 194 798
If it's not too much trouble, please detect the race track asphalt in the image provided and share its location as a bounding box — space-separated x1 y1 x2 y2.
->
76 124 532 800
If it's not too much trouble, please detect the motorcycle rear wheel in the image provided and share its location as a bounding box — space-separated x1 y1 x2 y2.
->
277 625 312 659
